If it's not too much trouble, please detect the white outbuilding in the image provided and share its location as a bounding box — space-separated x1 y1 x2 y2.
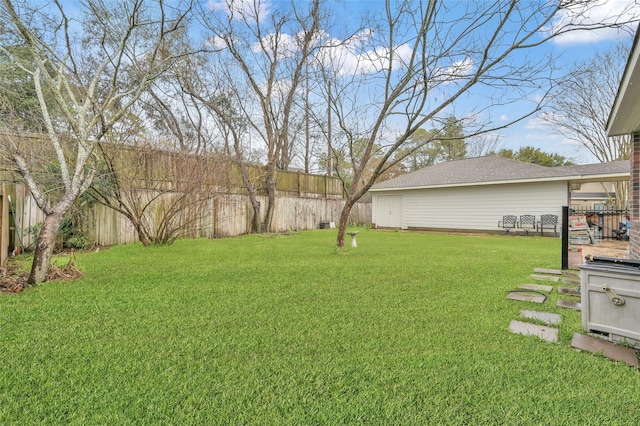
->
369 156 629 234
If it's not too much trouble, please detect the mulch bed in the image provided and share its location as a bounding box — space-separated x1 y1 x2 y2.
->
1 256 83 293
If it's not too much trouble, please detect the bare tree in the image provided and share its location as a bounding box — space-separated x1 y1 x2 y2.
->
137 41 222 155
465 133 502 158
90 141 228 246
201 93 264 233
168 48 265 233
197 0 324 232
543 42 632 162
312 1 640 247
0 0 191 283
542 41 632 208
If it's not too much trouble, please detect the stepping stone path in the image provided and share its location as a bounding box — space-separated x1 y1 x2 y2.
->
509 320 559 342
507 292 546 303
571 333 640 368
510 267 640 367
530 274 560 282
508 269 562 341
520 309 562 325
556 299 581 310
534 268 561 275
519 283 553 293
562 278 581 286
558 287 581 297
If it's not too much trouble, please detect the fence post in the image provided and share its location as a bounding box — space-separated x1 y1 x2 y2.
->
562 205 569 270
1 183 7 268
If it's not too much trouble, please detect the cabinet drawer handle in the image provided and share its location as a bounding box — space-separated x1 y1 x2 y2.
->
602 285 625 306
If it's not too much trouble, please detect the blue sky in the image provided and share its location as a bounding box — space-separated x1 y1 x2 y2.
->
204 0 640 165
500 0 636 165
330 0 638 164
26 0 638 165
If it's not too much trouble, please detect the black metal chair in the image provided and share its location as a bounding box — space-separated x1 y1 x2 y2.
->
613 222 630 241
537 214 558 237
499 215 517 234
518 215 536 235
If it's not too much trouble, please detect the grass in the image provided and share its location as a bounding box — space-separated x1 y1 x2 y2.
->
1 229 640 424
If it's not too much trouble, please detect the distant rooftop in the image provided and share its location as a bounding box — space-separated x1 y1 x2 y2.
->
371 156 630 191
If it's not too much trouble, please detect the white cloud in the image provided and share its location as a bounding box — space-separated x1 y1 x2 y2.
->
252 32 299 57
524 115 553 131
250 28 331 58
524 132 558 141
205 36 228 50
269 78 293 99
345 28 375 50
500 114 508 121
314 38 354 74
537 110 565 124
530 92 546 104
547 0 639 45
315 37 413 76
355 43 413 74
441 57 475 81
560 136 582 146
206 0 271 24
392 44 413 68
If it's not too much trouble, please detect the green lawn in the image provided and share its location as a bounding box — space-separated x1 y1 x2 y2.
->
1 229 639 424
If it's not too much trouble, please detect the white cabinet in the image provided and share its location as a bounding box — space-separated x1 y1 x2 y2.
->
581 260 640 347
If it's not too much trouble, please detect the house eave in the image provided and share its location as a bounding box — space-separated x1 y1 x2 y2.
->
370 172 629 192
607 27 640 136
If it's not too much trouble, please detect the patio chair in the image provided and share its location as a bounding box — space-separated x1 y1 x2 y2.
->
498 215 517 234
518 215 536 235
613 222 630 241
537 214 558 237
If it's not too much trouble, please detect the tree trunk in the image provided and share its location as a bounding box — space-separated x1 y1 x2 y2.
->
28 212 63 284
263 167 277 232
132 221 151 247
249 198 261 233
336 196 356 248
235 158 262 234
264 185 276 232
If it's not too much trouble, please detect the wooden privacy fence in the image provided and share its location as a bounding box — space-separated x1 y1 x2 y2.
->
1 141 368 252
3 182 371 249
96 145 345 199
1 183 9 268
87 193 371 245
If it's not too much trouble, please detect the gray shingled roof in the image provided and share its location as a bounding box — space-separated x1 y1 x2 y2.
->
371 156 629 190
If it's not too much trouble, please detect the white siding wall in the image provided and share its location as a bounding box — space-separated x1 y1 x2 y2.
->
372 181 568 232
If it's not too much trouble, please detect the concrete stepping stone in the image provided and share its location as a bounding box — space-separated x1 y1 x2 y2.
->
571 333 640 368
558 287 581 297
520 309 562 325
509 320 559 342
534 268 561 275
563 270 580 278
530 274 560 282
507 292 546 304
562 278 581 286
519 283 553 293
557 299 581 310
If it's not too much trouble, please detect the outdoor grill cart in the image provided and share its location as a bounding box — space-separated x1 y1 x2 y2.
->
580 256 640 347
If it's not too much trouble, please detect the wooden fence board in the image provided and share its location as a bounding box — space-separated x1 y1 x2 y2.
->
2 139 366 249
1 179 371 251
1 184 8 267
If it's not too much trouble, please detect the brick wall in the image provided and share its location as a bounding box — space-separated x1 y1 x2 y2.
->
631 132 640 260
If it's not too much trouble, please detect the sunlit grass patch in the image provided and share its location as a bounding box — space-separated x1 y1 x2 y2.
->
1 230 639 424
